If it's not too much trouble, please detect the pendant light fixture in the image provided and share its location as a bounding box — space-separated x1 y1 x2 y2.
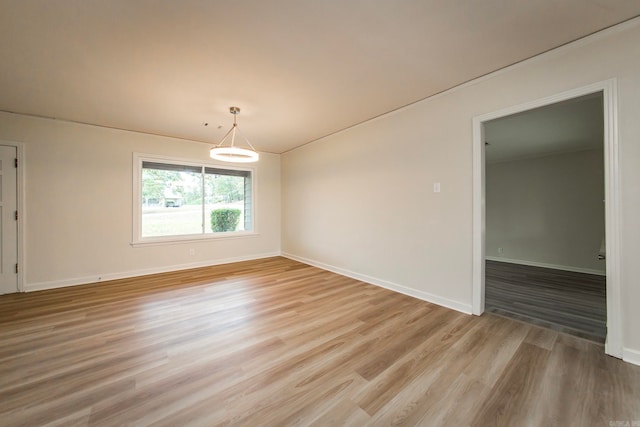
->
210 106 259 163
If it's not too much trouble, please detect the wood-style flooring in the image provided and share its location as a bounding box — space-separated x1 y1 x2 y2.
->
1 257 638 426
485 260 607 343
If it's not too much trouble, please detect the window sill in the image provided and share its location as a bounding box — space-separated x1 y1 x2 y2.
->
131 232 260 247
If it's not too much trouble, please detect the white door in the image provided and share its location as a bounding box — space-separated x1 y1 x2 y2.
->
0 145 18 294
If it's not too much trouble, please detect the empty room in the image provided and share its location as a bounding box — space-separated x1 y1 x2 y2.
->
1 1 640 426
483 93 609 343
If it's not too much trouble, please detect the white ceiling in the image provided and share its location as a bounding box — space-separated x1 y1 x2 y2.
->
484 93 604 164
1 1 639 154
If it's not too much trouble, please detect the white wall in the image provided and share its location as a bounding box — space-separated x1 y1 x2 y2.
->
486 149 605 274
281 21 640 355
0 112 281 290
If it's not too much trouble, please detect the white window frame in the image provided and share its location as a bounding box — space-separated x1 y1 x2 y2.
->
132 153 257 246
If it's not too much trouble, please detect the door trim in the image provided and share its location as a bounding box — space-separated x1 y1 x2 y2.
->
0 140 24 293
471 79 622 358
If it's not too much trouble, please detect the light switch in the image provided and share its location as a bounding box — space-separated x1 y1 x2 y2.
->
433 182 441 193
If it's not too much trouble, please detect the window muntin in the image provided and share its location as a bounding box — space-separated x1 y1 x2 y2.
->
137 158 254 242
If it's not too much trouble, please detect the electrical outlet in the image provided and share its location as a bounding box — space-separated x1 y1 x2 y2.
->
189 248 195 256
498 247 503 254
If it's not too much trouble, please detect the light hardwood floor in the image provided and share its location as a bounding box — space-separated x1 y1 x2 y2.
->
0 257 638 426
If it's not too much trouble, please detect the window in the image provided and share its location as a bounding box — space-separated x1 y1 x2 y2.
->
133 155 254 244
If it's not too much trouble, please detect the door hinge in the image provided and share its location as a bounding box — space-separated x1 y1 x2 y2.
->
14 158 18 168
15 211 18 221
15 263 18 274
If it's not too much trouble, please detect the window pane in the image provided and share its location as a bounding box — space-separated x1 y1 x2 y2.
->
205 172 247 233
135 158 253 242
141 167 203 237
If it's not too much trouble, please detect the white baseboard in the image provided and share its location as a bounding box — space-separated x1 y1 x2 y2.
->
485 256 606 276
623 348 640 367
25 252 281 292
282 252 472 315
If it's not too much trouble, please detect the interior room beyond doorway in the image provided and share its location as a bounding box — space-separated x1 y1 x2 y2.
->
483 92 606 343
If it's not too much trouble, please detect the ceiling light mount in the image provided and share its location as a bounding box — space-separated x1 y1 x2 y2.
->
210 106 259 163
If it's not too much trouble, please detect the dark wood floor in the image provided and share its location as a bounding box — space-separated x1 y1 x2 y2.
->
1 257 638 426
485 260 607 343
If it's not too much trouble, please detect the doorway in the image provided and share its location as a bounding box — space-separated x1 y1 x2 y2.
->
483 93 606 342
472 80 622 358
